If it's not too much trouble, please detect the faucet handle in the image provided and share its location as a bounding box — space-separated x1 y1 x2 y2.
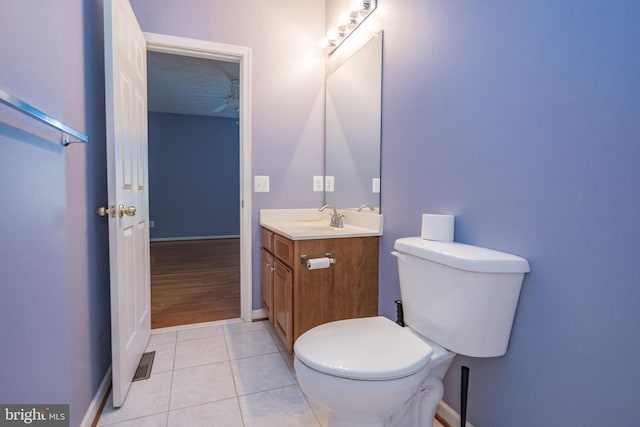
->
331 213 345 228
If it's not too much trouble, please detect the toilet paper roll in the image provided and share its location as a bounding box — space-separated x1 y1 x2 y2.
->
307 257 332 270
421 214 455 241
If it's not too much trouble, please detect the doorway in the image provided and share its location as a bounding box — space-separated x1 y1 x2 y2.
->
145 32 253 325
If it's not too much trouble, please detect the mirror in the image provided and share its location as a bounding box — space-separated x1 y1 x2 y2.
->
325 32 382 211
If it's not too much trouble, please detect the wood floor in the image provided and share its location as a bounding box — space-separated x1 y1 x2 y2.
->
150 238 240 329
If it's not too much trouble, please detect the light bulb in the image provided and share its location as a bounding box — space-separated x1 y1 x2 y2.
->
337 13 350 27
326 27 339 42
350 0 363 13
349 11 359 25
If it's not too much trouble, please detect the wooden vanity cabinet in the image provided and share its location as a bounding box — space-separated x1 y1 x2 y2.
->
260 228 275 322
260 248 274 322
273 257 293 351
260 227 379 352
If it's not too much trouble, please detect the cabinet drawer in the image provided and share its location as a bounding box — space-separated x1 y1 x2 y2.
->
273 234 294 266
261 227 274 252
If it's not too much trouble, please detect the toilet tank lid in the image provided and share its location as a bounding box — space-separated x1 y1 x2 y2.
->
394 237 530 273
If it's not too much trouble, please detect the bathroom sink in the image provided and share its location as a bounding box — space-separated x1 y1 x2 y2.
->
262 220 379 240
260 209 383 240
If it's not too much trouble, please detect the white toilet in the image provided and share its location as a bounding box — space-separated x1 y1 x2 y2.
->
294 237 530 427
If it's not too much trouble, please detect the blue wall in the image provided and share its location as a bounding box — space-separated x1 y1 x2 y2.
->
377 1 640 425
0 1 111 425
148 112 240 239
3 1 639 426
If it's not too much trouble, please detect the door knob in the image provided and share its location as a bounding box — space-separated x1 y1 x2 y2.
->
97 205 114 217
118 204 136 218
97 205 136 218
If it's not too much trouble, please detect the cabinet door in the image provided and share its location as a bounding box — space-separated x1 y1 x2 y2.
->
260 248 274 322
273 258 293 352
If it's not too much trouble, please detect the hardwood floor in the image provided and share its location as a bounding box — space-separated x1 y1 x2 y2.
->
150 238 240 329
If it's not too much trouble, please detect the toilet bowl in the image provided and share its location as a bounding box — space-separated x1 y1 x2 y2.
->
294 316 454 427
294 237 530 427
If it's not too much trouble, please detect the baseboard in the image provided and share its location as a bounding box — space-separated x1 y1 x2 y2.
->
436 401 474 427
252 308 268 320
150 235 239 242
79 366 111 427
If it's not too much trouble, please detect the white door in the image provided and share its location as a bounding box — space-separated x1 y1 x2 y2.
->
103 0 151 407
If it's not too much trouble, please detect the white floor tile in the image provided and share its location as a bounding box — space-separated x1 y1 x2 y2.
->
177 325 224 342
99 321 446 427
174 335 228 369
167 398 243 427
305 397 330 427
146 342 175 374
170 362 237 410
98 412 167 427
239 385 319 427
226 329 279 360
147 331 177 347
223 320 266 335
280 350 295 375
231 352 296 396
98 372 172 426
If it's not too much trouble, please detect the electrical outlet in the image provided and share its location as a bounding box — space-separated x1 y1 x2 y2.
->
372 178 380 193
313 176 324 192
325 176 335 192
254 175 270 192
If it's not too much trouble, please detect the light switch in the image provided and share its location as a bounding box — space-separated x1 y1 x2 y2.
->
254 175 270 192
313 176 324 192
372 178 380 193
325 176 335 192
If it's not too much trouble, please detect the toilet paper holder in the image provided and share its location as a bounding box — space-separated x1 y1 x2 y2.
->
300 253 336 265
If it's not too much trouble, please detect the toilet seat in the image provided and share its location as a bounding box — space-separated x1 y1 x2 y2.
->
294 316 433 381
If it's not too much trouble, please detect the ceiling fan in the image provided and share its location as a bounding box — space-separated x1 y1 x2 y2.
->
212 79 240 113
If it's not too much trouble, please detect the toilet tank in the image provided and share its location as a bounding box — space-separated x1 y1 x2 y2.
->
393 237 530 358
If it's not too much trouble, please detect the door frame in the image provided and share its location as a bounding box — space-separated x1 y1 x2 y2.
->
145 32 253 322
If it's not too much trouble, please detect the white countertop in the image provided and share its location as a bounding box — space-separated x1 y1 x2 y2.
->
260 209 383 240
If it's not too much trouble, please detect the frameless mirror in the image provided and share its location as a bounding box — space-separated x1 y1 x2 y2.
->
325 32 382 211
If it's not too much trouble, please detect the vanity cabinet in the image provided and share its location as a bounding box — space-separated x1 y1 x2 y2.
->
260 248 274 322
273 257 293 350
261 227 379 353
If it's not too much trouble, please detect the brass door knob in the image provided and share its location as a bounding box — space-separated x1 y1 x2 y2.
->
118 204 136 218
96 206 111 217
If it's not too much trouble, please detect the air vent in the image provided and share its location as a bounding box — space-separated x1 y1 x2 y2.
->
132 351 155 382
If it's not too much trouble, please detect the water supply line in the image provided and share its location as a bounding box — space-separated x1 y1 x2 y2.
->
395 300 405 327
461 366 470 426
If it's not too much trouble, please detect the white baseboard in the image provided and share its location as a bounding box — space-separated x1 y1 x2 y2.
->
150 235 240 242
437 400 474 427
79 366 111 427
252 308 268 320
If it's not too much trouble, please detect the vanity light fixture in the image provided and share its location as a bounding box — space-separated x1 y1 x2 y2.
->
320 0 376 54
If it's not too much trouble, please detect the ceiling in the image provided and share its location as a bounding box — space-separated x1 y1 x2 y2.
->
147 51 240 119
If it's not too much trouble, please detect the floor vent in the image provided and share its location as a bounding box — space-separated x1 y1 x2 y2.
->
133 351 155 382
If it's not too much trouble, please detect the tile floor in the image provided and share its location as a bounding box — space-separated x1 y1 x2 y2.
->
97 320 443 427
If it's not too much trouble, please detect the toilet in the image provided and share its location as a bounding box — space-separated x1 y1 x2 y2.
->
294 237 530 427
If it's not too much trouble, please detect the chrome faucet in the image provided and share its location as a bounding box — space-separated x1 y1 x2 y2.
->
357 203 375 212
319 204 344 228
